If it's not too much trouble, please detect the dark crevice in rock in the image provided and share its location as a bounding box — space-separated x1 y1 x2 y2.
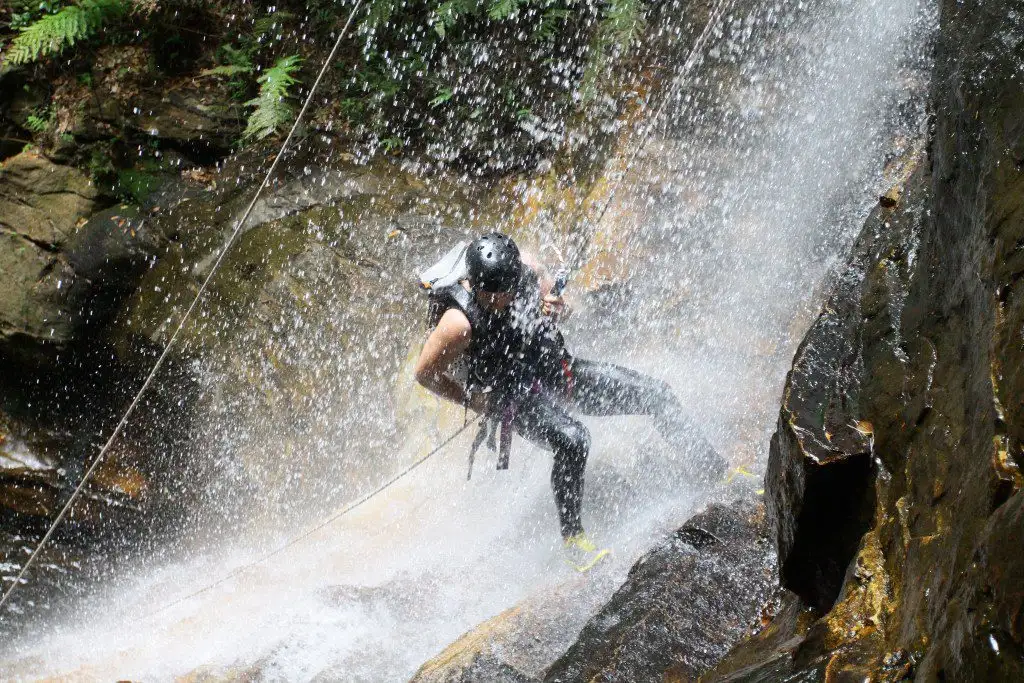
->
0 225 59 254
158 136 233 168
780 453 877 613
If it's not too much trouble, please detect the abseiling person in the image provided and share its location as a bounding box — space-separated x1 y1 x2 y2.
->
414 233 725 571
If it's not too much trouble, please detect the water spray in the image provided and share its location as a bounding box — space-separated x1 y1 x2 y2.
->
0 0 368 619
0 0 736 626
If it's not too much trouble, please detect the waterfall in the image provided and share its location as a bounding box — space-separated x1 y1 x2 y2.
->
0 0 935 679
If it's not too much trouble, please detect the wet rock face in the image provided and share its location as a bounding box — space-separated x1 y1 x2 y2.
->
0 152 100 347
712 1 1024 679
410 500 774 683
545 500 774 682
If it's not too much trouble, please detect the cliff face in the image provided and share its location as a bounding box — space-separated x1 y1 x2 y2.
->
708 1 1024 679
409 498 774 683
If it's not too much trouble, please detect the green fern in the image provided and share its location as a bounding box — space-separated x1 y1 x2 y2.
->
243 54 303 141
487 0 522 20
2 0 129 67
362 0 398 29
200 64 253 78
603 0 645 46
25 113 51 132
579 0 646 101
535 6 569 41
431 0 478 38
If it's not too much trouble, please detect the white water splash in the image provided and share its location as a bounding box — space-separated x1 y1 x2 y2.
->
1 0 934 679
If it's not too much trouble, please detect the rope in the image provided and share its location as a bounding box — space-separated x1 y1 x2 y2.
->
566 0 735 271
0 0 366 616
139 2 739 620
0 0 735 622
144 415 482 620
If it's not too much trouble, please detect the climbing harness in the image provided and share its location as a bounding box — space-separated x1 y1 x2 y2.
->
0 0 367 616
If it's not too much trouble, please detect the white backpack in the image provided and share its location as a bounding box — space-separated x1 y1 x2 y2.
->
418 241 470 291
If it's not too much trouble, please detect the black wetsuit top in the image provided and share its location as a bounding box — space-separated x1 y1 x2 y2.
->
427 270 568 405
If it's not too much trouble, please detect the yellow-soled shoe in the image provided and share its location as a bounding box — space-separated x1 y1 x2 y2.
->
563 532 610 572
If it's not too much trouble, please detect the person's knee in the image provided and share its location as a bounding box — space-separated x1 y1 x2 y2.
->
566 422 591 457
554 422 590 463
646 378 681 415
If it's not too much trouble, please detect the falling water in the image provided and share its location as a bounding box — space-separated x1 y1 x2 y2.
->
1 0 934 679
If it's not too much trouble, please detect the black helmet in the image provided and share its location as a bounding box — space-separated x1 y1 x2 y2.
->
466 232 522 292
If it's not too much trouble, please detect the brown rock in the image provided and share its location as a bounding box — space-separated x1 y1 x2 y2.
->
545 500 774 682
0 150 98 246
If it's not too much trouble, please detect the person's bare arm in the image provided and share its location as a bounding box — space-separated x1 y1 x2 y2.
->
415 308 488 412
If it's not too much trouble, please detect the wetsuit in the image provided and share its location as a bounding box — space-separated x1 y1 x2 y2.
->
429 273 721 539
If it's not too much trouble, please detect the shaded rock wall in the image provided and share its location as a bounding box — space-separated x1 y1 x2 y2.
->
545 499 774 683
0 151 100 347
706 1 1024 679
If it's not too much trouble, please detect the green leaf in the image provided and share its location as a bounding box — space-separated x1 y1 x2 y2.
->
380 136 403 153
2 0 128 67
428 88 453 108
243 54 303 141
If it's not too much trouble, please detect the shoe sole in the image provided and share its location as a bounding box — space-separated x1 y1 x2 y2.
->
564 548 611 573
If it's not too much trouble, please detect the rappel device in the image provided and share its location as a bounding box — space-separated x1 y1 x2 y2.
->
552 268 570 297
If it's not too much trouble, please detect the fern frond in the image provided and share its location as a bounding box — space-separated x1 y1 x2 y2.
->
431 0 478 38
25 114 51 132
487 0 522 21
578 0 646 102
2 0 128 67
362 0 398 28
534 6 569 41
243 54 303 141
200 64 253 78
603 0 646 47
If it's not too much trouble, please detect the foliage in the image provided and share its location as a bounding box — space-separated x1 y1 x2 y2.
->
430 0 479 38
2 0 129 67
243 54 303 140
9 0 63 31
199 64 253 78
487 0 525 21
580 0 646 101
1 0 657 164
535 6 570 42
603 0 646 45
25 110 51 132
429 88 454 108
337 0 647 165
